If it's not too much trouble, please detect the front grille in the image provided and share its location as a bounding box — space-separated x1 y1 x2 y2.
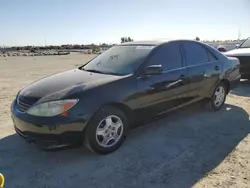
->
17 96 33 112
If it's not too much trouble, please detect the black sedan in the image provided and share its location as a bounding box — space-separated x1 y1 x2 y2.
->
225 37 250 79
11 39 241 154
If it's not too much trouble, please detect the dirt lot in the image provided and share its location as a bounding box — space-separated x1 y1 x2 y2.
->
0 54 250 188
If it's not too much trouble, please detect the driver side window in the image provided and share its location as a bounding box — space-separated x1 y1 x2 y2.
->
147 42 183 71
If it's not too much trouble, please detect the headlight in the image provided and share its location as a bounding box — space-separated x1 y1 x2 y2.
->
27 99 78 117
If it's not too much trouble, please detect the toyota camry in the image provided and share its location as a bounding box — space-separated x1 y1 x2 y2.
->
11 39 241 154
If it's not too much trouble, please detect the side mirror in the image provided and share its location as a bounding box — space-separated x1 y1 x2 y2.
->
144 65 163 75
235 44 239 48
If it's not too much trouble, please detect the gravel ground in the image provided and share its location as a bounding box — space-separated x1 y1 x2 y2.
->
0 54 250 188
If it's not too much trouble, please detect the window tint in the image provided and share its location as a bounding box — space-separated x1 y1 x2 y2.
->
182 42 209 66
83 45 154 75
207 49 218 61
148 43 182 70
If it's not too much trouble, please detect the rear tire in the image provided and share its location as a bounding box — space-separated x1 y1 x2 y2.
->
83 106 129 154
208 82 227 111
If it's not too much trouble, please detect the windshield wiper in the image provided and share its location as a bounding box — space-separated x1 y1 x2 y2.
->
79 67 122 75
80 67 106 74
85 69 104 74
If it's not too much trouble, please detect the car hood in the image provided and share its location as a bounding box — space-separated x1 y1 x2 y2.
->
19 69 123 103
225 48 250 57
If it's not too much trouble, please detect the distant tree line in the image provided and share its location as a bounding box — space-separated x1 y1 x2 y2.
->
195 37 200 41
1 36 245 52
3 43 114 51
195 36 245 43
1 37 135 51
121 37 134 43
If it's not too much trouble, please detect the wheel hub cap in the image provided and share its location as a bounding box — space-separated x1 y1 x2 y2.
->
95 115 123 148
214 86 225 107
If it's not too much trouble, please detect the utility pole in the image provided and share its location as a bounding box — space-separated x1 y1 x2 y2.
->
238 28 241 42
44 35 47 47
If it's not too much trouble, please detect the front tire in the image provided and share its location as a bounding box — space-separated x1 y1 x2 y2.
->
209 82 227 110
83 106 129 154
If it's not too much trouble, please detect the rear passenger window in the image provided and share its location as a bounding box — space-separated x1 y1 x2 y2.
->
148 43 182 70
207 50 218 61
182 42 209 66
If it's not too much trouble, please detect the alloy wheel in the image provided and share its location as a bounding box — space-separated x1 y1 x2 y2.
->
95 115 124 148
214 86 225 107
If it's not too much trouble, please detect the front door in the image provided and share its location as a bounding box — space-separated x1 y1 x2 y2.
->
134 42 190 123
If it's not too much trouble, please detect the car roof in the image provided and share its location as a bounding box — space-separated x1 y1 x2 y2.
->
118 39 202 46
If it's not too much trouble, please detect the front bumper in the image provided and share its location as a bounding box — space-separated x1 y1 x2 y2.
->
12 115 85 149
11 101 90 149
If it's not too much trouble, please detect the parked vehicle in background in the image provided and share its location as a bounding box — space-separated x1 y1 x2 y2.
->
225 37 250 79
217 45 227 52
11 39 241 154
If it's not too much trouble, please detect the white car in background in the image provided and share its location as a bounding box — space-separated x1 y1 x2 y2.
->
225 37 250 79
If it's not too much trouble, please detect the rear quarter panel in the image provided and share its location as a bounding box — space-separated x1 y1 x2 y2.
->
203 44 240 96
200 60 223 97
223 57 241 81
205 45 241 95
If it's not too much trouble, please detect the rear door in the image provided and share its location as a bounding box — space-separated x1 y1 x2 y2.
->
135 42 190 122
181 41 222 98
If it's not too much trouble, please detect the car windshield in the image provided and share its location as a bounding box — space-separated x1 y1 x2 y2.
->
239 38 250 48
81 45 155 75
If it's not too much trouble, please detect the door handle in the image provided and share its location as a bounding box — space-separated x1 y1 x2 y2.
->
166 79 183 89
214 66 220 71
